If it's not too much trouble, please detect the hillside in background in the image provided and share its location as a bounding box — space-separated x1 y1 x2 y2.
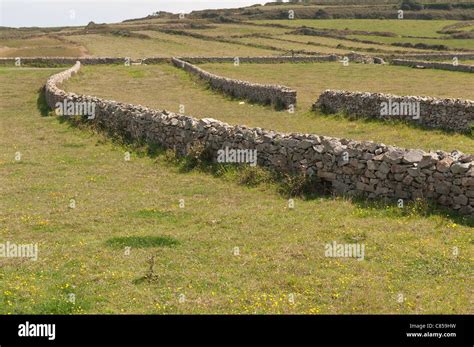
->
120 0 474 22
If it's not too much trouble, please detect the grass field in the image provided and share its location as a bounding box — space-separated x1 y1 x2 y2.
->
2 19 471 58
1 66 472 314
0 36 87 57
349 34 474 50
250 19 474 53
66 32 277 58
276 34 425 53
251 19 459 37
63 63 474 154
1 10 473 316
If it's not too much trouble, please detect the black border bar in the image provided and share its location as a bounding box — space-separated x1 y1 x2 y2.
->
0 314 472 346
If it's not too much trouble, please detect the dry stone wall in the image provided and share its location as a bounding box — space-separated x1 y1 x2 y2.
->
0 56 172 66
383 53 474 61
392 59 473 73
314 90 474 133
172 57 297 109
45 63 474 215
0 55 337 66
180 55 339 64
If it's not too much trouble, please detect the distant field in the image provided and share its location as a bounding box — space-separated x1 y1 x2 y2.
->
66 32 277 58
235 36 351 54
182 23 288 37
1 66 472 314
0 36 87 57
249 19 474 52
251 19 458 37
63 63 474 154
266 34 424 53
1 19 469 58
349 34 474 51
2 11 474 316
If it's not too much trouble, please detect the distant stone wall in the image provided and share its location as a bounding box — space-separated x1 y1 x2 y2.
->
171 57 297 109
180 55 339 64
44 63 474 215
0 56 170 66
392 59 473 73
0 55 338 66
384 53 474 61
314 90 474 133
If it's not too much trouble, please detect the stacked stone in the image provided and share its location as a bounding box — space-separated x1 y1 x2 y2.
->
384 53 474 61
0 57 173 66
180 55 339 64
314 90 474 133
392 59 473 73
171 57 297 109
44 63 474 215
0 55 338 66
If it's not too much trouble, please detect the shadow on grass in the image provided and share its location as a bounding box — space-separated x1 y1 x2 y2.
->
105 236 179 249
37 86 50 117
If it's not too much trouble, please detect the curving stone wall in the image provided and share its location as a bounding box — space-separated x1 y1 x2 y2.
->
392 59 473 73
45 63 474 215
314 90 474 133
171 57 297 109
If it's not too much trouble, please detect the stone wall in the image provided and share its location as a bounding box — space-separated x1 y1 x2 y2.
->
392 59 473 73
0 55 338 66
44 63 474 215
314 90 474 133
0 57 173 66
171 57 297 109
383 53 474 61
179 55 339 64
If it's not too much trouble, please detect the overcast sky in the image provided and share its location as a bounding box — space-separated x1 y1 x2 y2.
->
0 0 267 28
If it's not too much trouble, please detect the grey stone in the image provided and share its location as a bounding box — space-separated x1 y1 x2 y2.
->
403 150 424 164
451 162 471 174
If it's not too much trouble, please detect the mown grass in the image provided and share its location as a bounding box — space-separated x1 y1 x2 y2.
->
0 65 472 314
64 63 474 154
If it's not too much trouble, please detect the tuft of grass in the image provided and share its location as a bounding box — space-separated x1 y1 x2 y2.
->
132 209 177 221
127 69 147 79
